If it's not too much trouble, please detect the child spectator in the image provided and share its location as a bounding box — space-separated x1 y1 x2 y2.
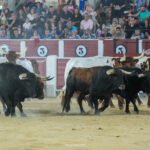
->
99 28 112 40
69 28 80 39
113 26 125 39
42 29 54 39
131 28 145 39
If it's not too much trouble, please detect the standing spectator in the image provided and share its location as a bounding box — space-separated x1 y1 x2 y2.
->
124 17 140 39
79 0 87 14
113 26 125 39
80 13 94 35
83 5 99 31
72 7 83 31
99 28 112 40
131 28 145 39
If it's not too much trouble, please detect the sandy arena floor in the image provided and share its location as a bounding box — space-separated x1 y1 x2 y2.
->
0 97 150 150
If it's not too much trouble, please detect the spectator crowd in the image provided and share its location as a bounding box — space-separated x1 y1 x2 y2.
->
0 0 150 40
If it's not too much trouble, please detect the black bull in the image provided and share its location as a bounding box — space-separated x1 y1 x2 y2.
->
63 66 128 114
63 66 150 115
0 63 53 116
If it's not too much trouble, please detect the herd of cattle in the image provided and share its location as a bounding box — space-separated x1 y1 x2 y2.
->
61 52 150 115
1 48 150 116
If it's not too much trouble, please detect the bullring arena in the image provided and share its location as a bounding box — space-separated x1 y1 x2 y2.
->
0 97 150 150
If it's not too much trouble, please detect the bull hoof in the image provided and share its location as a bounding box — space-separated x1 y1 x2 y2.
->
20 113 27 117
5 111 10 116
95 110 100 115
119 105 124 110
11 113 16 117
110 105 115 108
138 102 143 105
81 111 86 115
125 111 130 114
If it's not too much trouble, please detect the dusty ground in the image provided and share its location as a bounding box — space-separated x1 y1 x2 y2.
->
0 97 150 150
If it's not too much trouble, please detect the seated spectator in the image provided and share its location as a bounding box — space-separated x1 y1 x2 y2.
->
35 2 42 16
134 0 147 11
112 0 126 19
0 12 7 25
72 7 82 30
11 29 22 39
60 5 72 27
81 29 96 39
30 29 40 39
42 0 50 11
124 17 140 39
0 29 8 39
67 0 75 14
27 8 35 21
17 8 26 26
131 28 144 39
138 6 149 28
96 23 106 37
80 13 94 35
42 29 54 39
113 26 125 39
47 6 57 23
69 28 80 39
55 22 65 39
110 20 118 36
64 20 77 36
96 4 106 25
98 28 112 40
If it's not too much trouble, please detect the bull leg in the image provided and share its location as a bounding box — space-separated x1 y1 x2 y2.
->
0 99 7 113
136 95 143 105
10 106 16 117
17 103 27 117
115 94 124 110
109 98 115 108
125 100 130 114
89 95 99 115
147 94 150 108
99 98 109 112
131 99 139 114
62 88 74 112
77 93 85 114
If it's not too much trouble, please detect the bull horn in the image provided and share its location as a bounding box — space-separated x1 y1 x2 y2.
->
120 54 126 62
120 69 132 75
133 51 144 60
37 59 46 63
36 74 54 81
106 69 115 75
19 73 28 80
16 47 27 55
138 73 145 78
